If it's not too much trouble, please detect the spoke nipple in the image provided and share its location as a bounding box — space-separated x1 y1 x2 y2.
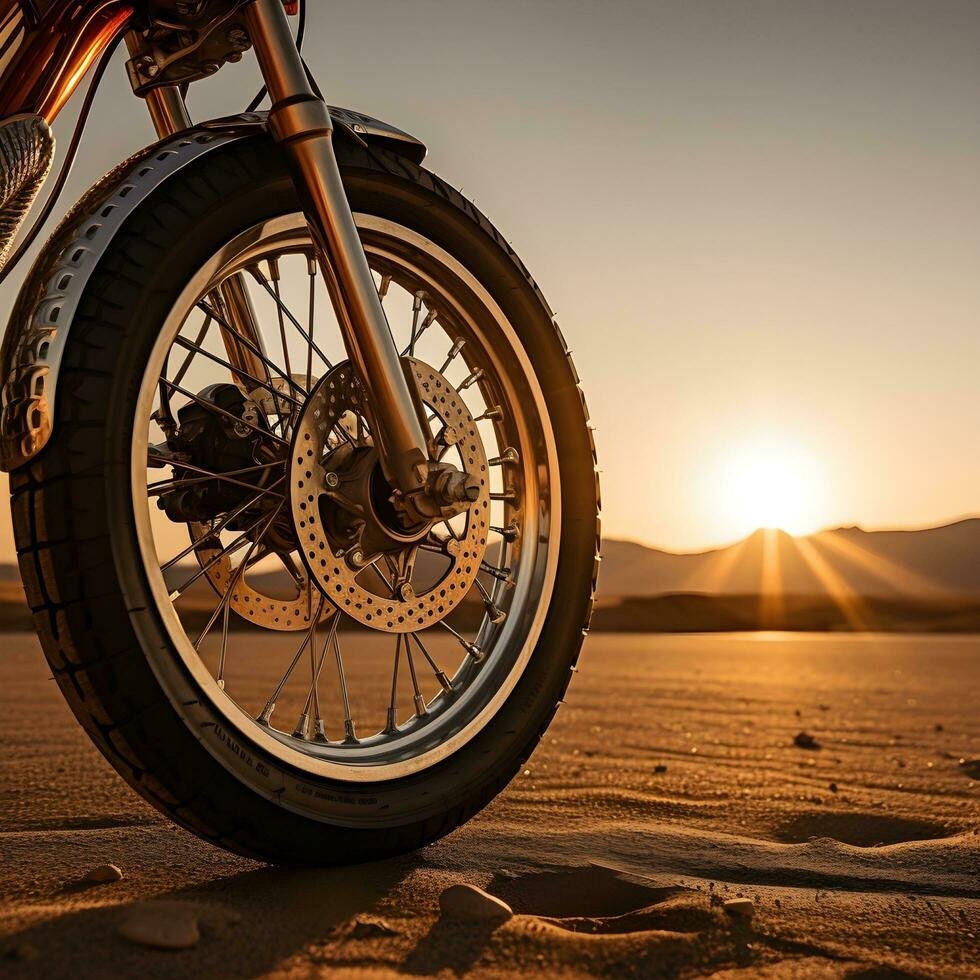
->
313 720 329 743
217 678 226 690
413 694 429 717
488 604 507 625
292 713 310 739
492 522 520 542
464 641 485 664
439 338 466 374
459 368 484 391
325 471 340 488
258 701 276 726
343 720 359 744
436 671 454 695
385 706 398 734
489 447 520 466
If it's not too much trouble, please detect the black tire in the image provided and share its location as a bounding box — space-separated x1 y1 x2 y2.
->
10 133 600 864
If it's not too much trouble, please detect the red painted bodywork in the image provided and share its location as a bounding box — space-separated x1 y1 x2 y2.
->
0 1 135 123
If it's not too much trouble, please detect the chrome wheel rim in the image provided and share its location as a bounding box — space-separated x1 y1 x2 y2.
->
131 213 560 781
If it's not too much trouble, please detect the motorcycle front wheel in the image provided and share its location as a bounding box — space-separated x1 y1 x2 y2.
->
11 134 599 864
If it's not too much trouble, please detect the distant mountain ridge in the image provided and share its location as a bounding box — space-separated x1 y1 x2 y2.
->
598 518 980 599
0 518 978 633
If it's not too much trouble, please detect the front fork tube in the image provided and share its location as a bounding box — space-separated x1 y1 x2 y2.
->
243 0 430 495
126 34 271 390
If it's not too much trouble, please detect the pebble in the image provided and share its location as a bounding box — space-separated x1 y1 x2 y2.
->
117 902 222 950
794 731 821 750
81 863 123 884
439 884 513 922
349 916 400 939
959 759 980 779
723 897 755 919
653 764 668 774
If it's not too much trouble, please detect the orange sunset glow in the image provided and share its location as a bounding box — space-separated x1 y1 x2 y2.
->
0 4 977 977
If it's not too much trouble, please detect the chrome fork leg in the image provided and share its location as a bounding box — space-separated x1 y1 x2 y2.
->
243 0 430 495
126 32 272 389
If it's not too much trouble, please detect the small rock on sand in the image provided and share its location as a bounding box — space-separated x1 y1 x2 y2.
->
960 758 980 779
723 898 754 919
81 863 123 884
653 764 668 774
439 884 513 922
117 901 241 950
349 916 400 939
119 905 200 950
118 904 200 950
794 731 821 750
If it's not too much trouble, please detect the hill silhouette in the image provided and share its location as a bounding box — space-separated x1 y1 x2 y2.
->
1 518 979 632
599 518 980 599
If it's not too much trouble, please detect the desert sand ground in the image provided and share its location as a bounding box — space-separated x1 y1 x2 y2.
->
1 631 978 978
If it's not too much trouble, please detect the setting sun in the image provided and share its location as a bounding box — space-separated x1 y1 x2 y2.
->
715 439 824 540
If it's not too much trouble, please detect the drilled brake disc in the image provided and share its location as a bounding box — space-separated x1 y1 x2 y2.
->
290 359 490 632
189 521 321 631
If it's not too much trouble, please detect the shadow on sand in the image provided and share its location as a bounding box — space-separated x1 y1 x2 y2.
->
3 858 411 979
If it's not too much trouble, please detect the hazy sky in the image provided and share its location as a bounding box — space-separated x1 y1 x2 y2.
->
1 0 978 555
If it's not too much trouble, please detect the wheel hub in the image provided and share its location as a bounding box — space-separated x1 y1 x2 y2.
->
290 359 491 632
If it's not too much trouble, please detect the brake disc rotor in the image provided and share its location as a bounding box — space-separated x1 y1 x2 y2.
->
188 521 321 631
290 359 491 632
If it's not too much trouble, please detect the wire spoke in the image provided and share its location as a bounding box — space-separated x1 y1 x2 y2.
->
405 636 427 717
147 460 285 497
306 254 317 391
332 629 358 743
159 479 285 572
250 267 333 369
269 264 294 381
170 335 304 410
172 314 213 389
168 509 271 600
293 596 336 741
385 634 402 732
259 603 331 727
148 455 286 503
198 299 307 396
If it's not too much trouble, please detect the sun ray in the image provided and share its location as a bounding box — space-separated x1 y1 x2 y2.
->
759 528 784 628
693 533 752 594
813 531 947 598
790 535 869 629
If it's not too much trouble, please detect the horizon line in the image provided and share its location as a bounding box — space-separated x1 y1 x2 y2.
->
608 511 980 558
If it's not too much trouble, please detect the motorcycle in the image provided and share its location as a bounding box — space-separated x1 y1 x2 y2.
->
0 0 598 864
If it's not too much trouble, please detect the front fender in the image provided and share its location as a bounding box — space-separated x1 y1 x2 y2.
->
0 108 425 471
